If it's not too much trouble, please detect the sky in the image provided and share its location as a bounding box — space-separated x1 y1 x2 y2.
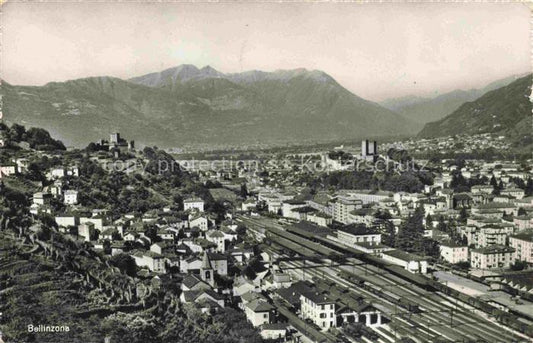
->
2 2 531 102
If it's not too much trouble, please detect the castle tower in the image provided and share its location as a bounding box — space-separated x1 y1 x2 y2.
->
110 132 120 144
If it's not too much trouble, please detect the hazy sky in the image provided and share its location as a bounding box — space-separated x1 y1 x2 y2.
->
2 2 530 101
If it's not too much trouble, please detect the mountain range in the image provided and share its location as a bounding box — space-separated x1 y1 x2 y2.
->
380 73 528 130
418 74 532 146
2 65 415 148
2 64 530 150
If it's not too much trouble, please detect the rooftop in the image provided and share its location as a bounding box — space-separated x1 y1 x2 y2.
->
301 291 335 305
246 299 275 312
338 223 378 236
471 245 515 254
440 240 467 248
383 249 425 262
510 232 533 242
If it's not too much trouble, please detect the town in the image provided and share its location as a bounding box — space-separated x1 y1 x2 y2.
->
1 123 532 343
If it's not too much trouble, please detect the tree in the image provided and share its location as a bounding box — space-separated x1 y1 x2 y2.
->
240 183 248 198
236 224 247 236
518 207 527 216
375 209 392 220
526 178 533 197
8 123 26 142
381 219 396 247
242 257 265 280
493 180 504 195
450 171 469 193
255 200 268 212
397 206 425 252
110 253 137 277
426 214 433 228
510 260 528 271
436 216 448 232
459 207 469 223
25 127 66 150
455 261 470 270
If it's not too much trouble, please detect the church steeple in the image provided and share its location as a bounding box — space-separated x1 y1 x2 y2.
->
200 251 215 287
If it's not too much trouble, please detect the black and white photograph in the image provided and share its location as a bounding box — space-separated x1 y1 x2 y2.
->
0 2 532 342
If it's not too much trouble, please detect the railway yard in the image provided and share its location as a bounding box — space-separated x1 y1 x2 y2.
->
237 215 533 343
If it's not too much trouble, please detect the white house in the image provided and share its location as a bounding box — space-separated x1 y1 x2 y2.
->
180 255 203 273
80 217 105 231
206 230 226 253
336 224 382 248
33 192 52 206
242 198 257 211
244 299 274 327
184 197 205 212
207 252 228 276
189 214 208 231
78 223 96 242
470 245 515 270
439 241 468 264
0 164 17 177
63 190 79 205
509 232 533 264
55 215 79 228
260 323 288 341
300 291 337 330
132 251 166 273
306 212 333 227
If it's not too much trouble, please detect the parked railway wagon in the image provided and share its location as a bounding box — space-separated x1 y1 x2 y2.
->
338 270 366 287
364 283 422 313
362 254 435 291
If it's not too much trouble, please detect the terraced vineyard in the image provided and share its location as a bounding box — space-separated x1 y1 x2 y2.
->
1 227 262 342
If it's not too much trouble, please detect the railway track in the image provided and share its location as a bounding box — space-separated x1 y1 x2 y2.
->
237 215 531 342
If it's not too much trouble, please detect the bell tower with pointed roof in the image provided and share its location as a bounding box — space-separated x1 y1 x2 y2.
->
200 251 215 287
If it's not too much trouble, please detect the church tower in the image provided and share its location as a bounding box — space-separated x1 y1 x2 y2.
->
200 251 215 287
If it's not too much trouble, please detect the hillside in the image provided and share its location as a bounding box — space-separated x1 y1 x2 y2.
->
418 74 532 144
380 74 527 129
2 66 415 149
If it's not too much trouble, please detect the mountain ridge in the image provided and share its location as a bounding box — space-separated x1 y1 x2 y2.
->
2 65 415 148
418 74 532 147
380 73 529 128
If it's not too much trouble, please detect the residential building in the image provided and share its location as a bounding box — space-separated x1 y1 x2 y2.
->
63 190 78 205
260 323 289 341
331 196 362 224
470 245 515 270
184 197 205 212
0 164 17 177
244 300 274 327
439 241 468 264
33 192 52 206
208 252 228 276
78 223 96 242
55 215 79 228
300 291 337 330
501 188 525 200
206 230 226 253
189 214 208 231
336 224 381 248
509 232 533 264
132 251 166 273
281 199 307 218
